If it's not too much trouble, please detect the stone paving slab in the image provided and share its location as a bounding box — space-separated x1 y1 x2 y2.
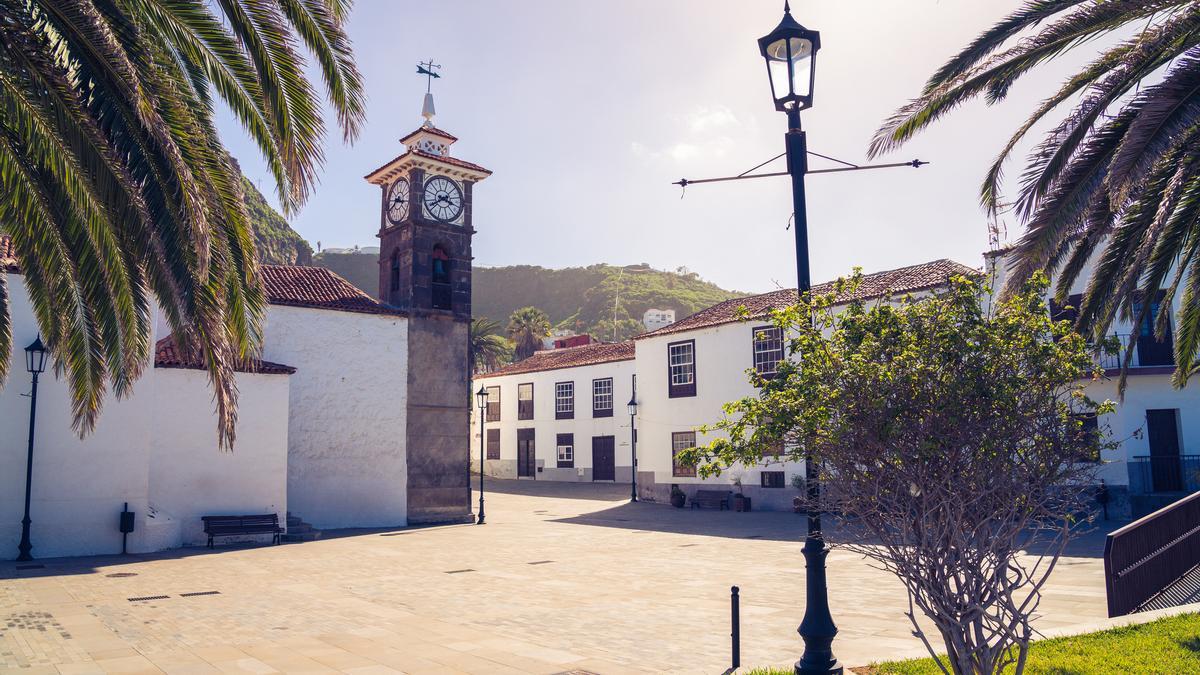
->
1 479 1117 674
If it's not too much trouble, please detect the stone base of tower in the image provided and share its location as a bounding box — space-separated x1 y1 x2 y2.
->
404 314 473 525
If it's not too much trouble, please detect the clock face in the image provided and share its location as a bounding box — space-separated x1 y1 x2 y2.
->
423 175 464 223
386 178 410 224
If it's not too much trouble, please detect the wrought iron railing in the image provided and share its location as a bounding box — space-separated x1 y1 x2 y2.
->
1104 490 1200 616
1096 332 1175 370
1128 455 1200 495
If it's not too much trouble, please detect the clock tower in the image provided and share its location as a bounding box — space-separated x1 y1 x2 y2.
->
365 104 491 524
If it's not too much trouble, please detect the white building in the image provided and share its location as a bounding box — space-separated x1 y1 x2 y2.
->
1 106 489 559
642 308 676 332
475 259 979 510
988 248 1200 519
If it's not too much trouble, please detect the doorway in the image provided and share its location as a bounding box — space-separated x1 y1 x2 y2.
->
592 436 615 481
1146 409 1182 492
517 428 536 478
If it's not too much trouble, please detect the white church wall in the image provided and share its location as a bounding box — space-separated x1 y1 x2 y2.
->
1 272 154 559
149 368 291 547
262 304 409 529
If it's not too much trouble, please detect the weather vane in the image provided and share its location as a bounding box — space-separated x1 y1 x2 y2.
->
416 59 441 93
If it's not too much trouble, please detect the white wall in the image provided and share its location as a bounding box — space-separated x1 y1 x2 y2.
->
635 323 806 498
472 358 636 481
1 272 297 559
262 304 409 529
149 368 290 547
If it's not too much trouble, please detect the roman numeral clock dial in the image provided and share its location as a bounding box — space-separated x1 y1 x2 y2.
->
423 175 463 223
386 178 410 224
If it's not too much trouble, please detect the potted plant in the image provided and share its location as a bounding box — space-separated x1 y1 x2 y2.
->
732 475 750 512
670 484 686 509
791 473 805 514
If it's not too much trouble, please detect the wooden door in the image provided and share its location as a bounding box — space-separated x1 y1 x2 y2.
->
1146 409 1182 492
517 428 536 478
1136 293 1175 366
592 436 615 481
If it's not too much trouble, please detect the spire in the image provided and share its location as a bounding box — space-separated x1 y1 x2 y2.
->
416 59 441 127
421 92 436 126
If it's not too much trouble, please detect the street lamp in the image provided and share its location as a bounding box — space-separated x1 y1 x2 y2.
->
475 385 489 525
627 395 639 502
759 4 841 675
17 335 48 562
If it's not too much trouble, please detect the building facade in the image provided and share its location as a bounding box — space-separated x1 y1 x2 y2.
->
642 308 676 332
475 259 979 511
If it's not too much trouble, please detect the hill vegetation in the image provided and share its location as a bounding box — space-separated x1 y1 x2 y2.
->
239 177 744 342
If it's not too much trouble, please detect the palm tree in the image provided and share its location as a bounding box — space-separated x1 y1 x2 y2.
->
0 0 364 445
871 1 1200 387
507 307 551 361
469 317 512 374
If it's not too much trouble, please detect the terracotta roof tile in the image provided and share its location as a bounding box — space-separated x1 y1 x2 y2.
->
262 265 405 316
400 125 459 143
154 334 295 375
0 235 17 272
636 258 980 339
477 341 635 379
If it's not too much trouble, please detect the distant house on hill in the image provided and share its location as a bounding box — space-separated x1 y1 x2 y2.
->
642 308 676 331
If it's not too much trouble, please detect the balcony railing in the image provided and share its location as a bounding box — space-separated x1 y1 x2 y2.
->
1096 332 1175 370
1128 455 1200 494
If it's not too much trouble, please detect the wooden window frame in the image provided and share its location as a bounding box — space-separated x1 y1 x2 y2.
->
672 431 697 478
556 432 574 468
592 377 614 418
668 340 697 398
760 471 785 488
486 428 500 460
752 326 784 378
555 381 574 420
517 382 534 421
485 385 501 422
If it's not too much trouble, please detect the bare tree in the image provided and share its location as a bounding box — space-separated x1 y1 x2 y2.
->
685 273 1113 674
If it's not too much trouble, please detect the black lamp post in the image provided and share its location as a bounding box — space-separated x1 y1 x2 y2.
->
627 395 639 502
17 335 48 562
759 4 841 674
475 385 488 525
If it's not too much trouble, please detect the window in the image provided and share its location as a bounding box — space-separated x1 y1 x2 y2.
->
752 326 784 377
672 431 697 477
485 386 500 422
389 249 401 292
764 438 785 457
1049 293 1083 325
1134 290 1174 366
518 382 534 420
486 428 500 460
555 381 574 419
431 245 451 310
761 471 785 488
556 433 574 468
668 340 696 398
592 377 613 417
1071 413 1101 463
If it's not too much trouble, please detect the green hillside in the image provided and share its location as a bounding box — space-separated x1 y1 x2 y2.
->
473 263 744 342
243 176 313 265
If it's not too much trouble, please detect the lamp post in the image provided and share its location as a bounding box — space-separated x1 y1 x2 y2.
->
17 335 48 562
475 385 488 525
759 5 840 674
627 395 639 502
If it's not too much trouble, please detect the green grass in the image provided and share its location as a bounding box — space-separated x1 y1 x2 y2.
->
745 612 1200 674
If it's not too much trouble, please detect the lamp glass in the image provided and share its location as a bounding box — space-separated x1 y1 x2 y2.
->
627 398 638 417
765 37 813 104
476 385 489 410
24 337 47 374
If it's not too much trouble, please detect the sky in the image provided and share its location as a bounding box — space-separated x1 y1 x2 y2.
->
219 0 1103 294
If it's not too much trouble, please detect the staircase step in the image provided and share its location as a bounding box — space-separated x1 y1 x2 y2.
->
281 531 321 543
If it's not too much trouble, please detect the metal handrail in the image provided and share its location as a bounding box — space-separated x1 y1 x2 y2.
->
1104 490 1200 616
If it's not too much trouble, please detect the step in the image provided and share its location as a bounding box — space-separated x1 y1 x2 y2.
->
281 531 322 543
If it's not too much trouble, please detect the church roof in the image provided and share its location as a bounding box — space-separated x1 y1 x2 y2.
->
635 258 981 340
476 341 635 379
400 125 458 144
262 265 406 316
154 334 296 375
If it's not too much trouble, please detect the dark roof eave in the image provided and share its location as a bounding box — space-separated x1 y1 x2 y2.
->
475 354 635 379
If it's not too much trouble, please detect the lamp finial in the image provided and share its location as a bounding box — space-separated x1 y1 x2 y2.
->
783 0 791 13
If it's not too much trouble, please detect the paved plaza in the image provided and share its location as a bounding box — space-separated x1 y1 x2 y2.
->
2 480 1116 674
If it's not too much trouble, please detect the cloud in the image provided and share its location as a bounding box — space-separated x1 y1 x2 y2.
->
632 105 741 163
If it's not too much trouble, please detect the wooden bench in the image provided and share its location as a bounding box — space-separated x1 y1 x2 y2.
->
201 514 283 548
690 490 731 510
